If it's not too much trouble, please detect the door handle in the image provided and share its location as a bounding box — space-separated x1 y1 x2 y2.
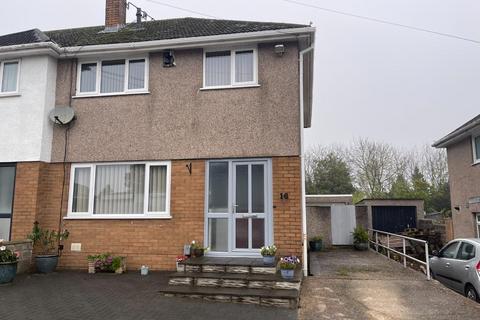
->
465 265 470 270
445 262 450 268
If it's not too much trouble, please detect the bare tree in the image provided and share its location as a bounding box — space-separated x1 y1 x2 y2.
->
347 138 399 197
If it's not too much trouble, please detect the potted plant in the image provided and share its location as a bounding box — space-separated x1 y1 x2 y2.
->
279 256 300 280
27 222 69 273
190 241 207 257
87 253 126 274
260 245 277 265
352 226 369 251
309 236 323 252
0 241 19 284
176 255 187 272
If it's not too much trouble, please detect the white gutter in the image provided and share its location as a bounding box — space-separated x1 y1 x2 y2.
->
299 44 314 277
0 42 62 58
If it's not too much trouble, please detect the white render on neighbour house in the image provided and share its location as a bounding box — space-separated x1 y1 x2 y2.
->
0 55 57 162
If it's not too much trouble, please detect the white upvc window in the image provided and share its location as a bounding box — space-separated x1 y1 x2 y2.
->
76 57 149 96
0 60 20 95
67 161 171 219
472 134 480 164
476 213 480 237
203 47 258 89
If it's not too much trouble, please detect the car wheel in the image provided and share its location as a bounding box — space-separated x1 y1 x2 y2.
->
465 285 480 302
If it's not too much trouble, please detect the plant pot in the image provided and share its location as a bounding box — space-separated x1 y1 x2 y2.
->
35 255 59 273
192 248 204 257
280 269 295 280
0 261 17 284
88 261 95 274
354 242 369 251
262 255 275 265
309 240 323 252
176 262 185 272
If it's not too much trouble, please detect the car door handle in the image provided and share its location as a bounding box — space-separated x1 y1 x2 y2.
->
445 262 450 268
465 265 470 270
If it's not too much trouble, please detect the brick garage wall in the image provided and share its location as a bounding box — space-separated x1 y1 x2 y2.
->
272 157 302 259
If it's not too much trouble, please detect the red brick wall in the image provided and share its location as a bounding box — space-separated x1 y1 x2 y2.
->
11 163 43 240
105 0 126 28
272 157 303 259
59 160 205 270
11 157 302 270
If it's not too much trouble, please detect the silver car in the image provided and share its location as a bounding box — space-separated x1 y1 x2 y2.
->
430 238 480 302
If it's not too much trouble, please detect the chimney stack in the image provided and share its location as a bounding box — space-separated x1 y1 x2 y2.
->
105 0 126 31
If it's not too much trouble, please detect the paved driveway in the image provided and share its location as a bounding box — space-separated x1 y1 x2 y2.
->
0 271 295 320
299 248 480 320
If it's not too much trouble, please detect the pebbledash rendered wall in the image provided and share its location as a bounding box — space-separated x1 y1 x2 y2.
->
446 137 480 238
10 157 302 271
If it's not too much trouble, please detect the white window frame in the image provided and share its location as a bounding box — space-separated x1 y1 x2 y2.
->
472 133 480 165
66 161 171 219
202 47 258 90
75 57 149 97
0 59 21 96
476 213 480 237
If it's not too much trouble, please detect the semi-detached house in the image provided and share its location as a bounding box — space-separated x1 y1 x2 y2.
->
0 0 315 273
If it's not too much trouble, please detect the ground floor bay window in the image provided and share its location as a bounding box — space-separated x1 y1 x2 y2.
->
67 162 171 219
205 159 273 257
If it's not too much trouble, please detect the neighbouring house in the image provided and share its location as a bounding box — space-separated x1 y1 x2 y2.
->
0 0 315 273
433 114 480 238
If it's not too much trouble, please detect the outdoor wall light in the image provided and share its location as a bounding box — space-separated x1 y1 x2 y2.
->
274 44 285 56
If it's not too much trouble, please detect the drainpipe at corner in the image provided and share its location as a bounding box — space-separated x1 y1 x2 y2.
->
299 43 314 277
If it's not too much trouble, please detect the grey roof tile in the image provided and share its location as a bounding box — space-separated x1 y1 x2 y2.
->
0 28 50 47
43 18 308 47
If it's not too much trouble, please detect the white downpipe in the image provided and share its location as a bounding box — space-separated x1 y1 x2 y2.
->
299 44 314 276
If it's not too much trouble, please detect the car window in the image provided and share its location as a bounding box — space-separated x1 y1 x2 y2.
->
440 242 459 259
456 242 476 260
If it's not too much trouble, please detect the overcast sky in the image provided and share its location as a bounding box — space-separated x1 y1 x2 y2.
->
1 0 478 149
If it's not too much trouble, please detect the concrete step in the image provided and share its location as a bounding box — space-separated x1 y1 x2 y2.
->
179 256 276 275
168 271 302 290
159 285 300 308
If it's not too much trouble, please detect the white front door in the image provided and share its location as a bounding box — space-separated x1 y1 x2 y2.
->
205 159 272 256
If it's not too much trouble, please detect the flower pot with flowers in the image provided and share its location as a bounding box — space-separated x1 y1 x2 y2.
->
27 222 69 273
279 256 300 280
176 255 188 272
0 240 19 284
87 253 126 274
260 245 277 265
190 241 208 258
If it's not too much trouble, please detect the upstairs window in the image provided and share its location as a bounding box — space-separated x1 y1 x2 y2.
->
0 60 19 94
77 58 148 96
473 134 480 164
204 48 257 88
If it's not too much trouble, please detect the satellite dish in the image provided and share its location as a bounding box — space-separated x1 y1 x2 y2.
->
49 106 75 125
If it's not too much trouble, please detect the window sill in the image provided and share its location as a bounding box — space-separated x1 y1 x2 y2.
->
473 160 480 166
0 92 20 98
64 214 172 220
72 91 150 99
200 84 260 91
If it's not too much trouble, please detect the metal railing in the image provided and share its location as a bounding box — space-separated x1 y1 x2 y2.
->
369 229 430 280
